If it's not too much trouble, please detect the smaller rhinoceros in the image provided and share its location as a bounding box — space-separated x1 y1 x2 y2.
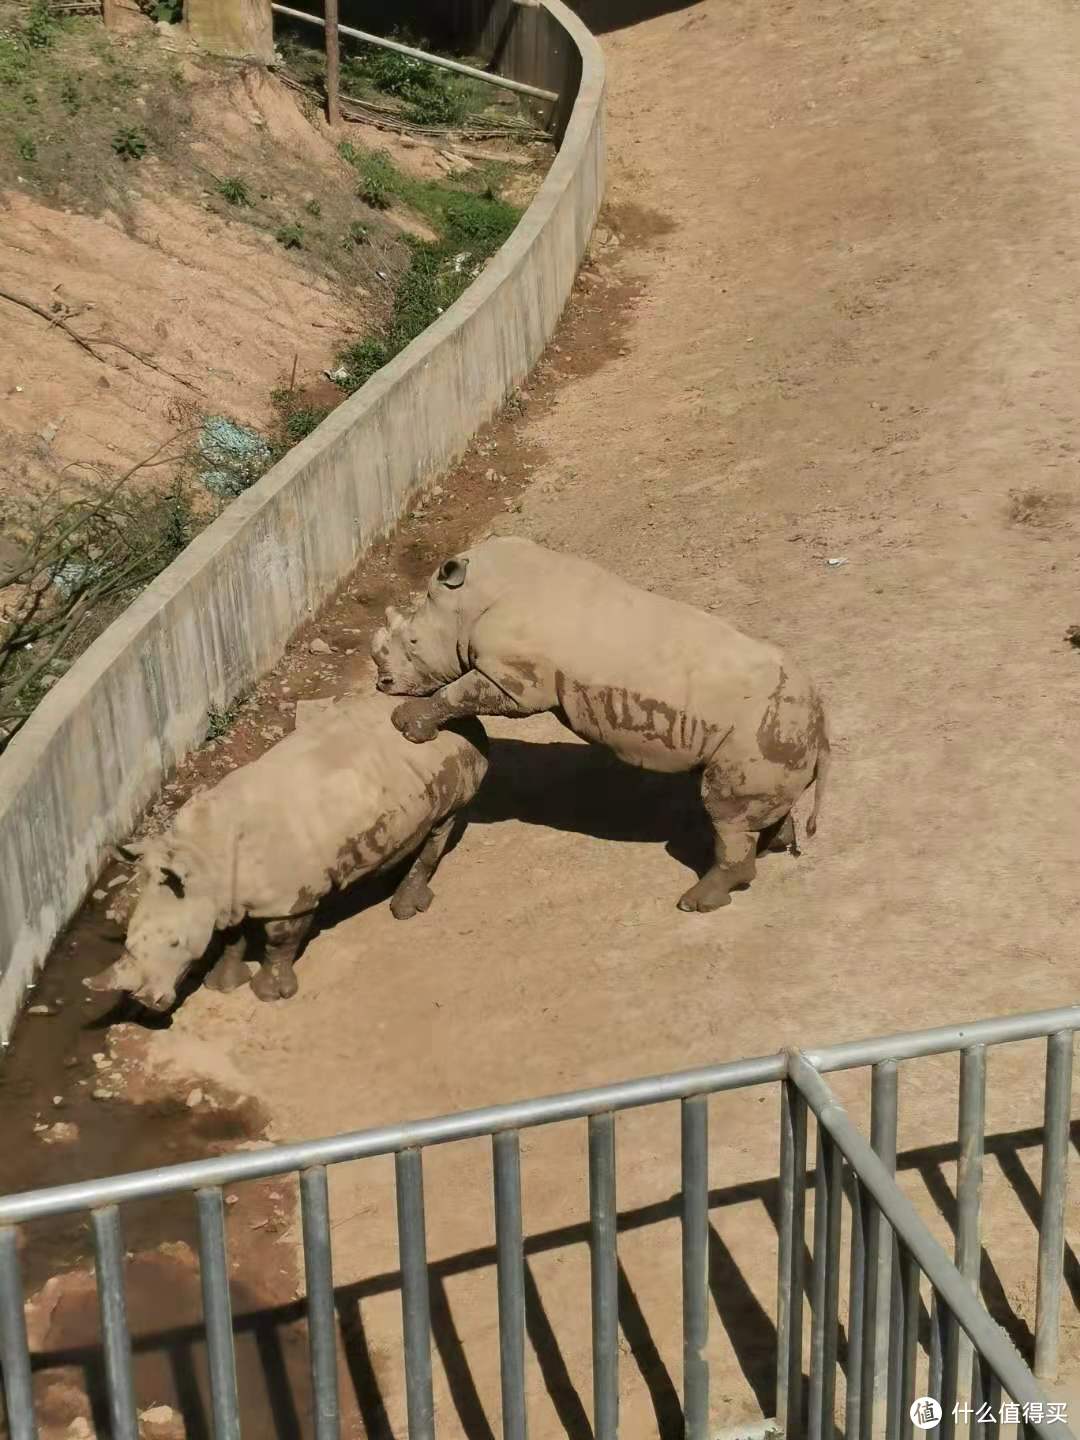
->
83 692 488 1011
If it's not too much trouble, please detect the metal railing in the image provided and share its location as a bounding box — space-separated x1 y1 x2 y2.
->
268 5 560 103
1 1005 1077 1440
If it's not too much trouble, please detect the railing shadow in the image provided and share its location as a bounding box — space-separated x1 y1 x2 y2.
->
20 1119 1076 1440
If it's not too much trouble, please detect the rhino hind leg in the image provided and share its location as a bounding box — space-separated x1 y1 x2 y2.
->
250 916 311 1001
204 934 251 994
677 769 763 912
390 816 456 920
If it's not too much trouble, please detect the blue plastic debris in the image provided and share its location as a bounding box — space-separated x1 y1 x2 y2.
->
197 415 272 498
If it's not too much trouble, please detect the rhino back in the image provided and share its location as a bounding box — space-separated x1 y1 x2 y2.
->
174 694 485 915
467 550 803 770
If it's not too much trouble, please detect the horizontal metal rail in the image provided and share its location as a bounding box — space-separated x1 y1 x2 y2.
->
787 1049 1076 1440
2 1004 1077 1223
269 4 560 103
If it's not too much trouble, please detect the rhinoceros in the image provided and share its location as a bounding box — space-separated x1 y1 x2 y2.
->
371 537 829 913
83 692 488 1010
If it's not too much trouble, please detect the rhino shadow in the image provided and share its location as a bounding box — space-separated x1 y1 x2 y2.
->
465 736 717 878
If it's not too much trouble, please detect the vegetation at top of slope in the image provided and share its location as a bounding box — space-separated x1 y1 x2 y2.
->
336 142 521 391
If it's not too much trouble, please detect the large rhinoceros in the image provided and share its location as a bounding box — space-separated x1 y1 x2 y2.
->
371 537 829 913
84 692 488 1010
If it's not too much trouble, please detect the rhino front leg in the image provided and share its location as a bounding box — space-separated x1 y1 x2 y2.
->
390 817 456 920
392 671 526 744
677 770 758 913
204 933 251 993
251 916 311 1001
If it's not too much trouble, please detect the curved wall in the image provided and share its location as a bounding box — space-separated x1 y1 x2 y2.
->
0 0 604 1042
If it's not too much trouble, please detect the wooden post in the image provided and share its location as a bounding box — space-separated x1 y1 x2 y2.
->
324 0 341 127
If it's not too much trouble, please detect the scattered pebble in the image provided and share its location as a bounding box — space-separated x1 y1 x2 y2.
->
139 1403 180 1431
91 1088 113 1102
309 637 332 655
225 1193 239 1206
26 1004 54 1016
93 889 107 900
186 1087 204 1108
42 1122 80 1145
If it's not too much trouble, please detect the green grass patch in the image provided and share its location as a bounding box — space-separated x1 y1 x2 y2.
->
336 144 520 391
217 173 253 206
111 124 147 160
275 221 305 249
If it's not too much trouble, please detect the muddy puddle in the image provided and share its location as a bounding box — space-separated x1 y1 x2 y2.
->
0 900 317 1438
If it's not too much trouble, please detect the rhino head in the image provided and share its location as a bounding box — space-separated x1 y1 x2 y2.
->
83 837 219 1011
370 556 472 697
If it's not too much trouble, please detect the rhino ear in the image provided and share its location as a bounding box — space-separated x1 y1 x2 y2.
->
436 557 468 590
158 865 186 899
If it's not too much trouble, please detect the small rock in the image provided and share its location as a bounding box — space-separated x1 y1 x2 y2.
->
91 1088 113 1101
52 1095 63 1106
27 1004 54 1016
225 1193 239 1206
93 889 107 900
67 1418 92 1438
108 875 128 888
43 1121 80 1145
826 557 848 568
140 1403 178 1425
309 637 332 655
186 1088 203 1108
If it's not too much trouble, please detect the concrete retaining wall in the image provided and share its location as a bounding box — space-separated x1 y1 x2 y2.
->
0 0 604 1043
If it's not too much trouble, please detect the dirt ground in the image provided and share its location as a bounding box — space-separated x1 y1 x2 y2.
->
9 0 1080 1434
0 21 542 499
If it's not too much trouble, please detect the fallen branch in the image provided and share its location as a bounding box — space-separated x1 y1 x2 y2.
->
276 72 551 142
0 288 206 395
0 286 104 364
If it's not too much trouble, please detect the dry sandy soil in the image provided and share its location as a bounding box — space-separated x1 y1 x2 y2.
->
10 0 1080 1434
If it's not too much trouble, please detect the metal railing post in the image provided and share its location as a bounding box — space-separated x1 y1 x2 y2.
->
0 1227 36 1440
300 1166 340 1440
91 1206 139 1440
895 1246 920 1440
196 1187 242 1440
862 1061 898 1440
777 1077 808 1440
396 1148 435 1440
950 1045 986 1431
847 1173 867 1440
588 1113 618 1440
681 1096 710 1440
493 1131 527 1440
808 1130 842 1440
1034 1031 1073 1380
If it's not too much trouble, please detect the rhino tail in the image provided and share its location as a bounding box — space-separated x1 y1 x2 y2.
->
805 733 830 839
